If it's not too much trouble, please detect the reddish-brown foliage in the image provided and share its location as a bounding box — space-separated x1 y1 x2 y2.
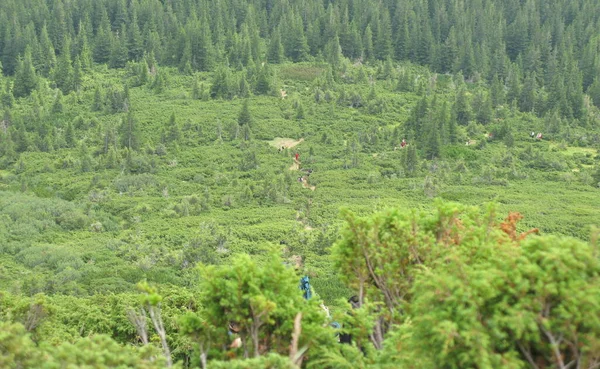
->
500 212 539 242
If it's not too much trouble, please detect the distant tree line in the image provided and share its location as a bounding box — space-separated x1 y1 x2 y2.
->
1 0 600 118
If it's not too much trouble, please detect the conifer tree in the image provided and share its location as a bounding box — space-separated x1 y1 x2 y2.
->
374 12 392 61
404 143 418 177
128 11 144 62
14 48 37 98
120 111 140 150
52 90 64 113
519 72 538 112
92 85 103 111
238 99 252 127
38 25 56 77
266 29 284 64
167 112 181 143
453 87 472 126
109 26 129 69
53 37 74 94
2 81 15 108
363 25 374 62
588 76 600 108
65 120 75 147
192 79 201 100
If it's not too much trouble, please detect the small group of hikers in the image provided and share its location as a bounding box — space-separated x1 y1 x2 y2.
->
530 131 543 140
298 168 313 183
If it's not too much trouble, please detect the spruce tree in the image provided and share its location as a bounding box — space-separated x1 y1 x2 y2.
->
266 29 284 64
38 25 56 77
14 48 38 98
53 37 74 94
65 120 75 147
453 87 472 126
2 81 15 108
120 111 140 150
167 112 181 143
92 85 103 111
404 144 418 177
238 99 252 127
588 76 600 108
109 26 129 69
52 90 64 113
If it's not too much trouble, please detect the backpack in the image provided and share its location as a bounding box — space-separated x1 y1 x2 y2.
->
299 276 312 300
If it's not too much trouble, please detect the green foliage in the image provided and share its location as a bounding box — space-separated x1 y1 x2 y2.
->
1 0 600 366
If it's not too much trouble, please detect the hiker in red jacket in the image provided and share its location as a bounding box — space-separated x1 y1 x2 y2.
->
295 153 299 161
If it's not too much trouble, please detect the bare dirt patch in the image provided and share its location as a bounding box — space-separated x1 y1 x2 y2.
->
269 137 304 149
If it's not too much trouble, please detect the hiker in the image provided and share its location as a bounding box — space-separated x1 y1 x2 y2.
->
298 177 303 183
228 322 242 348
306 169 313 176
400 139 407 148
537 132 543 140
295 152 300 161
530 131 535 139
299 276 312 300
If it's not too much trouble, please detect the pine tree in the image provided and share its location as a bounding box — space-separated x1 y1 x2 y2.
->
38 25 56 77
363 25 374 62
238 99 252 127
94 9 112 64
92 85 103 111
254 65 273 95
192 79 201 100
266 29 284 64
440 27 458 73
109 26 129 69
2 81 15 108
79 142 93 172
210 66 233 99
120 111 140 150
52 90 64 113
65 120 75 147
424 120 441 160
453 87 472 126
167 112 181 143
73 57 82 91
325 34 343 68
53 37 74 94
404 144 418 177
374 12 393 61
588 76 600 108
519 72 537 113
128 11 144 62
14 48 38 98
490 74 505 107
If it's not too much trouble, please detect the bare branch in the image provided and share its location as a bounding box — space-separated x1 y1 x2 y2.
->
289 312 303 366
516 341 540 369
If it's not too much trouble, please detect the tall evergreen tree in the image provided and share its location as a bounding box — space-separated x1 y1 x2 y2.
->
120 111 140 150
167 112 181 143
38 25 56 77
53 37 74 94
453 87 472 126
13 48 37 98
238 99 252 127
266 29 284 64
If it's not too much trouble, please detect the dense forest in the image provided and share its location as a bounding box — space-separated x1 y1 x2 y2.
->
1 0 599 368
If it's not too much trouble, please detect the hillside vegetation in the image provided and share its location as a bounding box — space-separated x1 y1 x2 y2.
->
0 0 599 368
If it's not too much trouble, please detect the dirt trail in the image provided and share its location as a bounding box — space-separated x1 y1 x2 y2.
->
269 137 304 149
289 158 301 171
